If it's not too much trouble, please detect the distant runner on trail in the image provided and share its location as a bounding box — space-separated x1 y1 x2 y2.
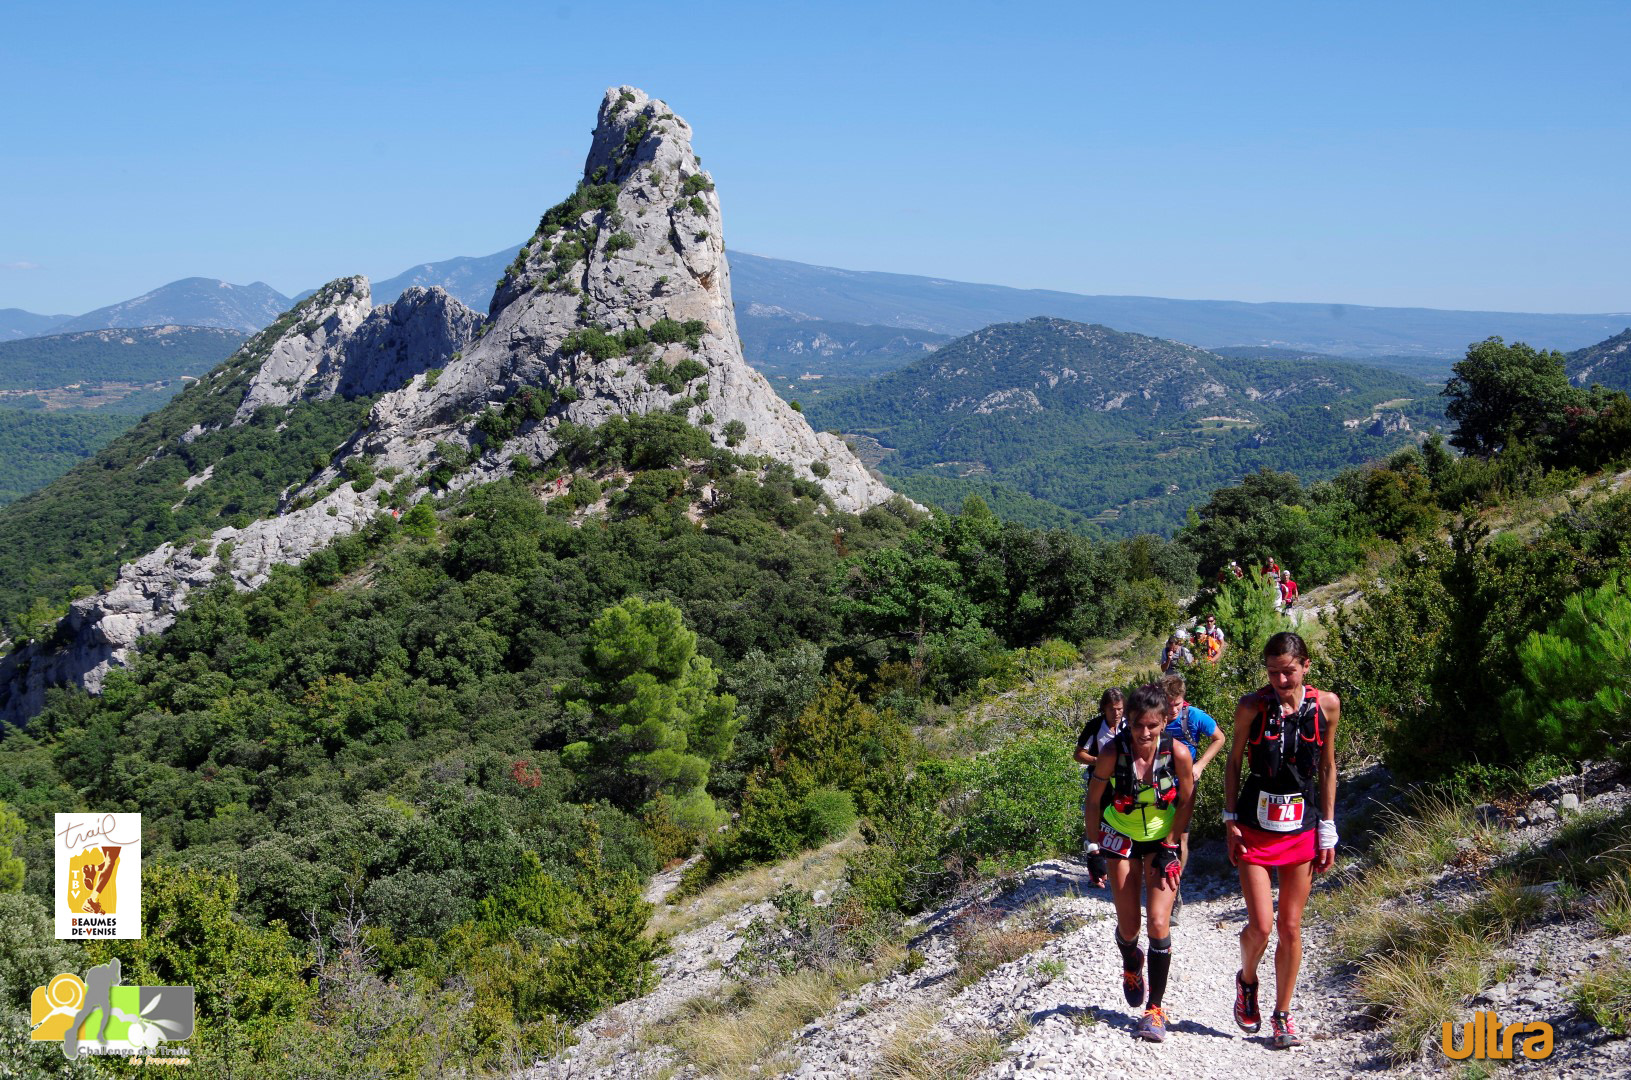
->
1279 570 1299 609
1083 683 1196 1044
1074 687 1126 888
1159 631 1193 674
1200 614 1225 663
1224 631 1341 1050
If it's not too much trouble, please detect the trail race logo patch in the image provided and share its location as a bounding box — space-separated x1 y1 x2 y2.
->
29 959 194 1061
54 813 141 939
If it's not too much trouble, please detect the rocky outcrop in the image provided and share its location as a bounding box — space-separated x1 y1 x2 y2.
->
236 279 479 421
0 86 896 721
338 86 895 511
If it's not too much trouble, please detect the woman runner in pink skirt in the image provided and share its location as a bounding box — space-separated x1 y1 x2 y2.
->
1223 631 1340 1049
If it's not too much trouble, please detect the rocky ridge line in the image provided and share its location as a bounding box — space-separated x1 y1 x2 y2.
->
0 86 895 721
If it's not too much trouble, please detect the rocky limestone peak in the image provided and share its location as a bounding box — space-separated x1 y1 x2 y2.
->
349 85 894 512
0 86 894 722
234 276 373 421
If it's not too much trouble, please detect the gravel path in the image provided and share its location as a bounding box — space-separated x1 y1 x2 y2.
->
784 851 1371 1079
526 771 1631 1079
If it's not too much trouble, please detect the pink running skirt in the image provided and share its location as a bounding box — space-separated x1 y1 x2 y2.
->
1238 824 1317 867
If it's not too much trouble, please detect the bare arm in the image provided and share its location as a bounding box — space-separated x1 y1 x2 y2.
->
1074 746 1096 766
1224 697 1254 866
1194 727 1226 776
1316 689 1342 872
1083 750 1116 841
1170 741 1195 839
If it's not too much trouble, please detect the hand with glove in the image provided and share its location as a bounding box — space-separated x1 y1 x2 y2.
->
1083 838 1108 886
1153 840 1182 889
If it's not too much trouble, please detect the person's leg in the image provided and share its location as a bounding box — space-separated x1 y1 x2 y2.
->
1144 858 1177 1008
1109 854 1146 1005
1272 861 1316 1013
1238 860 1275 983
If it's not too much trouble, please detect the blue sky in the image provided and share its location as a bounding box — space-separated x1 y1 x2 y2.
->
3 0 1627 315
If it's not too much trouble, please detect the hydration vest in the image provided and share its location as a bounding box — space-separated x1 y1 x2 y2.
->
1102 728 1180 842
1238 685 1324 835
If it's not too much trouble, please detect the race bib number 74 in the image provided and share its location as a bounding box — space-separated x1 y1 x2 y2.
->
1256 792 1306 833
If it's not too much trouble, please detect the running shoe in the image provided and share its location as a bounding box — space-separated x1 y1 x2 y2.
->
1234 970 1261 1033
1169 886 1182 925
1121 964 1146 1007
1136 1005 1169 1042
1270 1011 1302 1049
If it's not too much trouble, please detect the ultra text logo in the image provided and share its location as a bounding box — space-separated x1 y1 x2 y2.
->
1442 1010 1553 1061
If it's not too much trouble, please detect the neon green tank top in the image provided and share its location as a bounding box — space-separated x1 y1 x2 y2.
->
1103 784 1178 843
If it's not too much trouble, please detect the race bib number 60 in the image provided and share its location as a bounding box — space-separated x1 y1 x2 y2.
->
1097 822 1133 856
1256 791 1306 833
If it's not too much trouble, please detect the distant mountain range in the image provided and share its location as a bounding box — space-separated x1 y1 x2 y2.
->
804 317 1448 534
0 308 74 342
50 277 292 335
8 249 1627 364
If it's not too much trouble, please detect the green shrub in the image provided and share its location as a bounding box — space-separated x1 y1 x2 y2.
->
723 419 748 447
343 455 376 492
681 174 714 197
799 787 857 844
1502 575 1631 762
810 461 830 479
536 181 619 237
604 231 635 254
560 326 625 361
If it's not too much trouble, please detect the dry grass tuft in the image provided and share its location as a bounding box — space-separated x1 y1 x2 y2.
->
1593 870 1631 937
649 830 863 939
873 1007 1012 1079
663 943 903 1077
1572 951 1631 1036
947 904 1059 989
1356 949 1484 1060
668 970 841 1077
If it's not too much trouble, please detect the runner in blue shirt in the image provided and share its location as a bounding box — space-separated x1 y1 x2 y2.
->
1160 672 1226 922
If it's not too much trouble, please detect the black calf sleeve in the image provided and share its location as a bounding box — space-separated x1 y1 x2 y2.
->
1115 931 1142 972
1148 934 1172 1007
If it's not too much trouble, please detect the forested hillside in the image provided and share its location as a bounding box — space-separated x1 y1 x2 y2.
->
1568 326 1631 391
0 293 372 630
806 317 1446 534
0 409 139 505
0 409 1199 1071
0 326 245 392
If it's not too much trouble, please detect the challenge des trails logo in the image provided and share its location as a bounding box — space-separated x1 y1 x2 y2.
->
30 959 195 1061
55 813 141 939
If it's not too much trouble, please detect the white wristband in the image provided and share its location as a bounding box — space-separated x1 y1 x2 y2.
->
1318 820 1338 850
1221 810 1238 823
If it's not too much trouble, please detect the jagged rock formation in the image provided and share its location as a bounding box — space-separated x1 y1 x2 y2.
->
342 86 893 511
235 280 480 420
0 86 895 721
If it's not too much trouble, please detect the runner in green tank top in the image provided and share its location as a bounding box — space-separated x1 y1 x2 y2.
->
1083 683 1196 1043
